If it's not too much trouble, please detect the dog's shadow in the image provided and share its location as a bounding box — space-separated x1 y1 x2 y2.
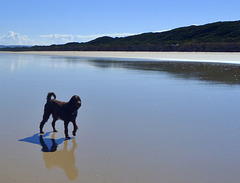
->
19 132 78 180
19 132 65 152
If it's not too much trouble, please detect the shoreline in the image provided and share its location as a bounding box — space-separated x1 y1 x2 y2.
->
1 51 240 64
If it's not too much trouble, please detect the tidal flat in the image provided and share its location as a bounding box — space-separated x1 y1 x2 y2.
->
1 52 240 183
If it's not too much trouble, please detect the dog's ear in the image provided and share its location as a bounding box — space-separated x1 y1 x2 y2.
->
69 95 78 103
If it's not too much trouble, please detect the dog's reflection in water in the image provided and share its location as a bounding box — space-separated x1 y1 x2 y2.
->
19 132 78 180
41 133 78 180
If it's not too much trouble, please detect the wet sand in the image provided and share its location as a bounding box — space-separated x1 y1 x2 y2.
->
1 51 240 64
1 52 240 183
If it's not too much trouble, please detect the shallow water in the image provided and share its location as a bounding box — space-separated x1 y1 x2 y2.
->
1 53 240 183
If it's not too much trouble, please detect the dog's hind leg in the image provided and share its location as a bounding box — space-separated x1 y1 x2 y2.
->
52 119 58 132
40 111 51 134
64 121 70 140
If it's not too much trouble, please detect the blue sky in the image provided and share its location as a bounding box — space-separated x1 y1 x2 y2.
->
0 0 239 45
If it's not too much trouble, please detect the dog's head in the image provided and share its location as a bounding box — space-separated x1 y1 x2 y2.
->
69 95 81 109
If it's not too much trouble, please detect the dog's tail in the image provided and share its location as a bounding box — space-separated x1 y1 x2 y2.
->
47 92 56 101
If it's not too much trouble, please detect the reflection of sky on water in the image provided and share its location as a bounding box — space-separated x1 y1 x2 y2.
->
1 53 240 183
2 53 240 85
0 54 90 71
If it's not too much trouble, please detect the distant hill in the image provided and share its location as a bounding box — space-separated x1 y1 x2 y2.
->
0 45 30 49
1 20 240 52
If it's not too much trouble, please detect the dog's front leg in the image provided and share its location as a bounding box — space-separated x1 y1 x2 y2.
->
40 121 46 134
64 121 70 140
72 119 78 136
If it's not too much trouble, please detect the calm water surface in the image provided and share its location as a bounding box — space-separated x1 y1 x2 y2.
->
1 53 240 183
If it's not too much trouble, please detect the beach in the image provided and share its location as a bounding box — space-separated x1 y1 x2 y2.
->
1 52 240 183
2 51 240 64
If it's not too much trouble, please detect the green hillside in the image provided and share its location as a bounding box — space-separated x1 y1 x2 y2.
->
2 20 240 52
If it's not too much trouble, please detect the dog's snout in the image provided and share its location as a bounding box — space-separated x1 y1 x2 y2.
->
77 101 81 108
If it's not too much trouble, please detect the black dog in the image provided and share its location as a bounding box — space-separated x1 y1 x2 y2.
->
40 92 81 140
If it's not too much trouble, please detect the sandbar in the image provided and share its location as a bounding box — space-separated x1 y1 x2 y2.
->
1 51 240 64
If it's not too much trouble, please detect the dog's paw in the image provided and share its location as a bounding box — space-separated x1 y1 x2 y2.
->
65 136 71 140
72 131 76 136
53 130 58 132
40 131 44 134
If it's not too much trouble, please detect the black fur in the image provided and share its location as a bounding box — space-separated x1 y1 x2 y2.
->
40 92 81 140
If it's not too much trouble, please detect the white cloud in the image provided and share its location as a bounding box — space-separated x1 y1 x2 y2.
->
0 31 35 45
39 34 75 45
0 31 136 46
